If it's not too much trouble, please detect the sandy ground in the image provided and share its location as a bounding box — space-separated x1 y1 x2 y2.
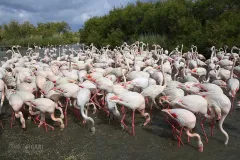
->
0 101 240 160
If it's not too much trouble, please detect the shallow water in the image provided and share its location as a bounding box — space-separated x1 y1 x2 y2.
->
0 102 240 160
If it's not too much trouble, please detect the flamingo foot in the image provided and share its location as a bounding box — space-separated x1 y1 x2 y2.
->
199 143 204 152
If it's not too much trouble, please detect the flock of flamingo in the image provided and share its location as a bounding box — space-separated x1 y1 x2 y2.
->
0 42 239 153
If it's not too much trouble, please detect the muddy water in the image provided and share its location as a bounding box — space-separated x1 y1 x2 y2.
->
0 102 240 160
0 48 240 160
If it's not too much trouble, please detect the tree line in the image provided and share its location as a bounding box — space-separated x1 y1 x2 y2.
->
0 21 79 47
79 0 240 55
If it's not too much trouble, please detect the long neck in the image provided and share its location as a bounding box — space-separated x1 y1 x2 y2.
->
16 72 21 85
80 104 94 130
230 58 236 79
161 58 166 87
218 113 229 145
186 129 203 151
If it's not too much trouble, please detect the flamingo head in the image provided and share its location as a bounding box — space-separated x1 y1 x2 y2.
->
198 142 204 152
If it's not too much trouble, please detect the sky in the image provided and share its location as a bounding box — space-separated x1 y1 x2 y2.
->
0 0 155 31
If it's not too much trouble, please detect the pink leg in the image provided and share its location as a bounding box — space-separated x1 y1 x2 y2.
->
230 96 235 116
35 115 54 132
0 120 3 129
121 106 125 114
164 117 184 145
145 98 148 103
132 109 135 136
200 123 208 143
64 98 69 126
149 102 153 119
10 110 15 129
101 91 106 105
121 112 128 129
178 127 184 147
92 96 109 115
210 119 215 137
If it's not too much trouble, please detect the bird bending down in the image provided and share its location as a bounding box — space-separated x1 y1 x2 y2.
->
162 108 203 152
109 91 150 136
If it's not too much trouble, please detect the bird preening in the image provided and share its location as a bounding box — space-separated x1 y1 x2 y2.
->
0 43 239 153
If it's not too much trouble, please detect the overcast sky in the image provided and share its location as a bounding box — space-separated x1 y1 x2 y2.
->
0 0 155 31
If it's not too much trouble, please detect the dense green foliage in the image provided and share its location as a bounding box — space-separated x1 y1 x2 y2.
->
79 0 240 54
0 21 79 46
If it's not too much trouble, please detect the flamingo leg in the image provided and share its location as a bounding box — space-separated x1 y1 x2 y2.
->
145 98 148 103
35 114 54 132
64 98 69 126
210 119 215 137
92 97 109 115
120 110 128 129
0 120 3 129
91 93 109 115
230 96 235 115
200 117 208 143
69 100 81 121
10 110 15 129
164 117 184 145
149 101 153 119
132 109 135 136
178 127 184 147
